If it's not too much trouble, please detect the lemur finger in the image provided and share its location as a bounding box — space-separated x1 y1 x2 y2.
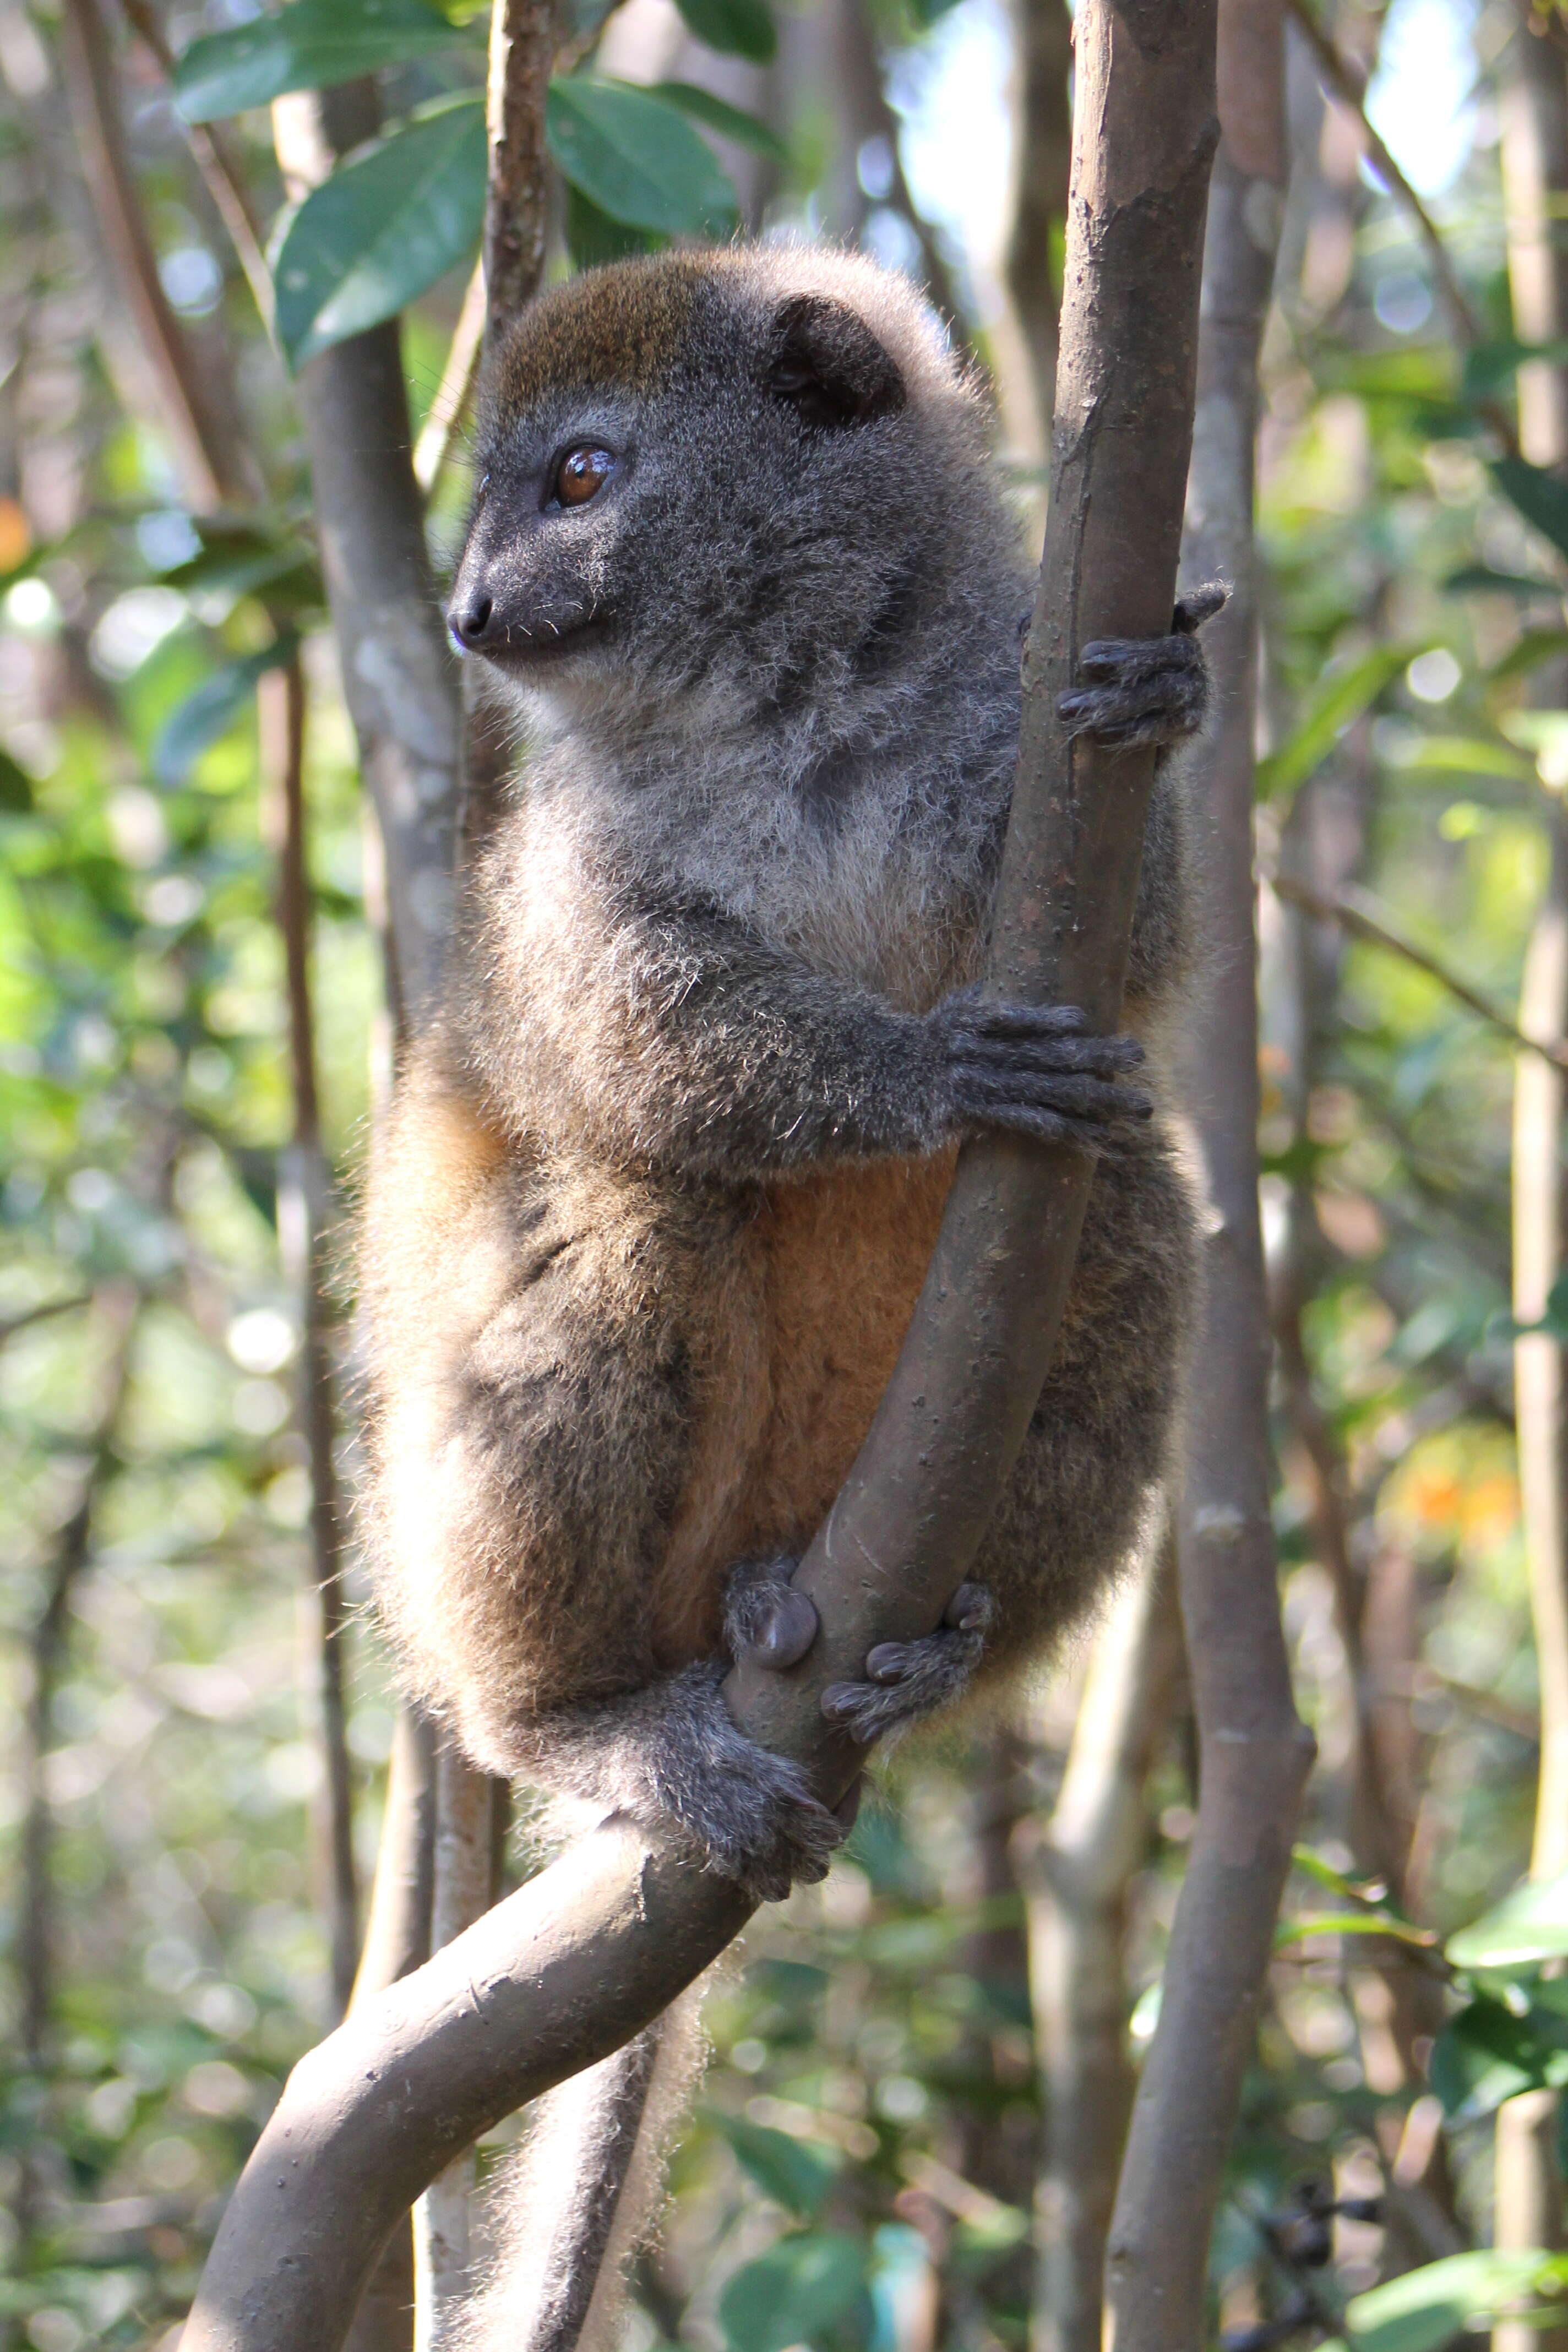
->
1174 582 1228 632
963 999 1091 1037
834 1776 865 1830
954 1068 1155 1123
1075 635 1205 681
956 1030 1145 1077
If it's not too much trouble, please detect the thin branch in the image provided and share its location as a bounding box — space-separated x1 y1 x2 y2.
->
56 0 260 507
0 1294 91 1348
259 655 358 2021
1286 0 1520 455
18 1284 139 2069
1019 1550 1184 2352
413 263 486 497
1106 39 1316 2343
482 0 554 346
181 3 1224 2344
270 83 460 1026
116 0 277 336
1271 868 1568 1068
412 1752 503 2342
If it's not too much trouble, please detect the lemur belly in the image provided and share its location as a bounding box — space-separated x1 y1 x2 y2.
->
649 1149 959 1664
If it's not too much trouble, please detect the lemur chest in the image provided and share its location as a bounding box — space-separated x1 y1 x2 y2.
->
649 1150 957 1664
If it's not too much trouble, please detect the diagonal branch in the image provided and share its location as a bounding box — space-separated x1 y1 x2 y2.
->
1271 868 1568 1069
179 3 1222 2344
1286 0 1520 458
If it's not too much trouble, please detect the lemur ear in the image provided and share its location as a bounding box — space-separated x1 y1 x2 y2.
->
767 295 906 429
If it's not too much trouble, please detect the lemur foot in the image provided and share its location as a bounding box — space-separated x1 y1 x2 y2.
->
1056 584 1227 748
725 1555 820 1669
628 1664 845 1903
933 992 1151 1151
820 1581 993 1747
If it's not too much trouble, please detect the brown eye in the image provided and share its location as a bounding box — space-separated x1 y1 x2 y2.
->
554 445 616 508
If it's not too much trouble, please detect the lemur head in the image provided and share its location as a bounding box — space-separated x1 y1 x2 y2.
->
448 247 1014 726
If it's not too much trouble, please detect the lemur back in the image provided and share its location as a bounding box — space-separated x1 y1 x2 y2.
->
360 244 1210 2352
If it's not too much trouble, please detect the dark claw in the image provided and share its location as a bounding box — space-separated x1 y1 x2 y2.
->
865 1643 906 1684
944 1580 993 1632
834 1775 864 1830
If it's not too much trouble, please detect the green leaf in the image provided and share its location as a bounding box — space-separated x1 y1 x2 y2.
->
1490 630 1568 686
0 748 35 813
1444 563 1561 599
273 96 486 369
1275 1910 1439 1951
156 522 324 614
704 2114 840 2217
1257 645 1415 801
1345 2251 1568 2352
719 2232 869 2352
669 0 776 59
1430 1993 1568 2121
1292 1845 1387 1905
650 81 788 159
908 0 967 25
563 183 662 269
1492 457 1568 570
174 0 461 122
1391 734 1534 782
151 638 297 787
1506 1270 1568 1344
1464 338 1568 400
1447 1870 1568 1970
546 79 739 236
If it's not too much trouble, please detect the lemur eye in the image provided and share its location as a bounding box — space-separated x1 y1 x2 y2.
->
554 445 616 508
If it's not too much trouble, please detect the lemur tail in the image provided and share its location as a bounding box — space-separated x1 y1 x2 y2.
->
456 1983 709 2352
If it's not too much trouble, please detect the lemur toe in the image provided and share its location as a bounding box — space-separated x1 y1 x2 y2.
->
820 1582 992 1746
725 1556 819 1670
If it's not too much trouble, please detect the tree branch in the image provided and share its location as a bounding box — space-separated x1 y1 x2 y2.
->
1271 869 1568 1069
116 0 277 338
1106 12 1315 2341
271 85 461 1026
259 655 359 2021
182 2 1222 2340
1019 1548 1184 2352
1286 0 1518 459
482 0 554 345
56 0 260 507
18 1284 139 2070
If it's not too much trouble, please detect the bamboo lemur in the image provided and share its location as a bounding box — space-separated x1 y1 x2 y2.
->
362 242 1214 2352
363 242 1213 1890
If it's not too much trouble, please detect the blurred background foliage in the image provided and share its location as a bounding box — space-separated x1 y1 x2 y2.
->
8 0 1568 2345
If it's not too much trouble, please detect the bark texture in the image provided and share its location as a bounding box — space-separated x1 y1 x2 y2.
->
1104 12 1315 2346
1022 1555 1183 2352
271 86 460 1028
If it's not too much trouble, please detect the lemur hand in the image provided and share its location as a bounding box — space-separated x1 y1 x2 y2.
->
927 990 1151 1152
1056 583 1227 748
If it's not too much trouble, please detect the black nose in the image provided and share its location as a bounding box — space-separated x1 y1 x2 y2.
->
450 593 494 650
